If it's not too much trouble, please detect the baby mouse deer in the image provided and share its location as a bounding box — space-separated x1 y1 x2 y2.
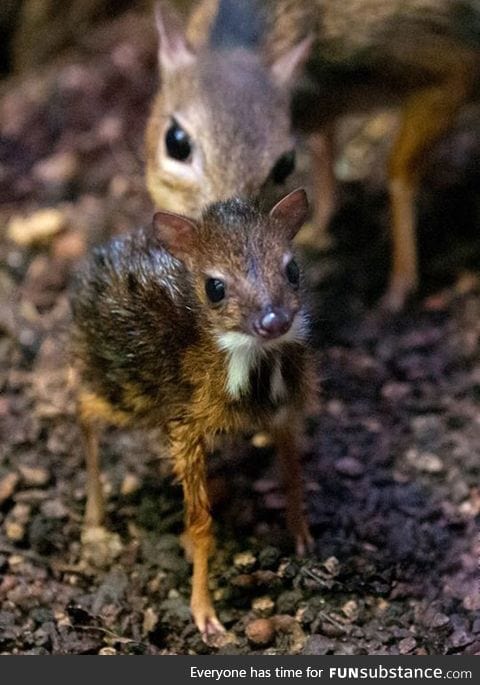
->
71 189 315 639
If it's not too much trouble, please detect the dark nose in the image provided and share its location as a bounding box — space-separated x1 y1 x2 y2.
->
255 307 293 340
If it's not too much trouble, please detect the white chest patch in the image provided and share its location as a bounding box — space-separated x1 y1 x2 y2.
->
216 313 306 400
217 332 263 398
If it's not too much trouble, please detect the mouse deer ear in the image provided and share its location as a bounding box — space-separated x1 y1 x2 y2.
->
155 2 195 72
268 34 313 88
152 211 198 261
269 188 309 240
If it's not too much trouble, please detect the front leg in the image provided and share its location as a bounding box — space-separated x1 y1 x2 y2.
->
169 427 224 641
271 410 313 557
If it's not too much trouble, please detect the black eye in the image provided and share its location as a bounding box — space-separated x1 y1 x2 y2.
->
165 119 192 161
205 278 226 303
271 151 296 184
286 259 300 287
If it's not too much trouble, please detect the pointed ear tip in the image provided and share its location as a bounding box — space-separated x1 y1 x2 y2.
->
289 187 310 210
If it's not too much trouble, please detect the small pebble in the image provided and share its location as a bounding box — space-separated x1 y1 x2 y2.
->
7 208 67 246
18 465 49 487
40 499 68 519
398 636 417 654
5 521 25 542
341 599 359 622
142 607 159 634
121 473 141 496
0 473 19 504
302 634 335 655
334 457 364 477
245 618 275 646
233 551 256 572
252 596 275 617
98 647 117 655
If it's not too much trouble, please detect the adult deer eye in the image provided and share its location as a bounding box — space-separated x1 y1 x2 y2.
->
205 278 226 303
165 119 192 161
286 258 300 287
271 151 296 184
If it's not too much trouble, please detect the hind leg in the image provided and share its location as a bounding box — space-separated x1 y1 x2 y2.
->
300 126 337 248
271 410 313 557
80 417 104 528
77 393 122 565
384 70 473 311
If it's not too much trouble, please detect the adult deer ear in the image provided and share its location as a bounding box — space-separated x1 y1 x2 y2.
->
269 35 313 87
155 2 195 72
152 210 198 261
185 0 219 49
269 188 309 240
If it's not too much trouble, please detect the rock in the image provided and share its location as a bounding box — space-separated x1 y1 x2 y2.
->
258 546 280 570
18 465 49 487
92 568 128 614
120 473 141 496
5 521 25 542
252 596 275 617
7 208 67 247
398 636 417 654
431 612 450 629
52 230 86 262
418 453 443 474
233 551 256 572
98 647 117 655
406 449 444 473
341 599 360 622
245 618 275 646
334 457 365 477
410 415 441 442
32 151 78 187
207 631 238 650
0 473 19 504
302 634 335 655
277 590 303 615
142 607 159 635
322 557 341 577
272 615 307 653
40 499 68 519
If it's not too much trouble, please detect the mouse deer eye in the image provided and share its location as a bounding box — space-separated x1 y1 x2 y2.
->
286 258 300 287
205 278 226 304
165 119 192 162
270 151 296 184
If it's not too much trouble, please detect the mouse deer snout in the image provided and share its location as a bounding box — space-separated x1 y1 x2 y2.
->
254 306 294 341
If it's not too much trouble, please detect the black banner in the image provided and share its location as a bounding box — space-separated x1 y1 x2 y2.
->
0 656 478 684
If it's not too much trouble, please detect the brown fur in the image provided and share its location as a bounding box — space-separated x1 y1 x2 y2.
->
71 191 315 639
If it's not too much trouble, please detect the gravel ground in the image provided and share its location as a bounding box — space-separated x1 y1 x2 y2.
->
0 11 479 655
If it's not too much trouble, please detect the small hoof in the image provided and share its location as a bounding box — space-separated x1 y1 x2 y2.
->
201 616 226 646
81 526 123 568
193 605 225 645
379 280 416 313
294 526 315 558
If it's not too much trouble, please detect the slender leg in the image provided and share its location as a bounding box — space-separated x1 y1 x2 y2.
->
80 418 104 528
170 428 224 640
271 411 313 557
308 126 337 248
384 73 472 311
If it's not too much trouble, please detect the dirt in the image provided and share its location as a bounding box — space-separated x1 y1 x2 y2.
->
0 11 479 655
